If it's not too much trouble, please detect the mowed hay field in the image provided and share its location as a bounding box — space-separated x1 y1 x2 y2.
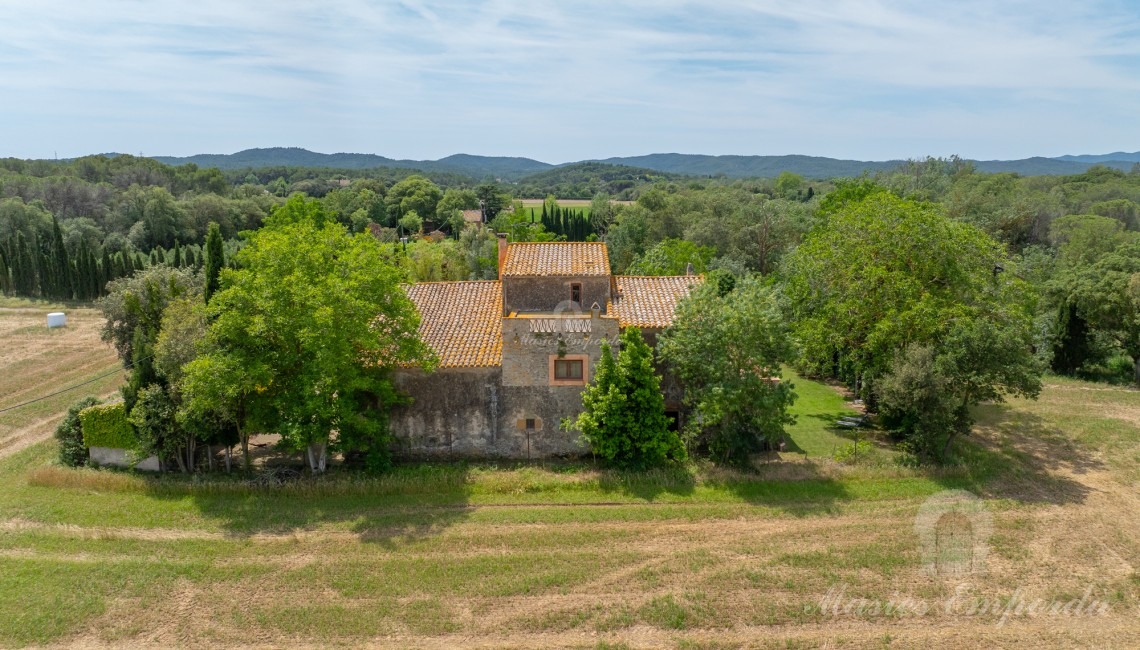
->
0 314 1139 647
0 300 124 460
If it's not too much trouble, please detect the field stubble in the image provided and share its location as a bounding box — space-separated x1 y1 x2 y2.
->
0 303 1138 648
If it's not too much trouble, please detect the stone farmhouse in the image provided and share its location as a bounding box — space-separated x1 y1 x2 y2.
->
389 236 702 458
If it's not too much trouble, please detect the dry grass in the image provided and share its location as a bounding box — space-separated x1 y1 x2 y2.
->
0 301 124 459
1 304 1139 647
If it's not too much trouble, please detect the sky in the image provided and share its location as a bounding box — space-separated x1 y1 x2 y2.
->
2 0 1140 163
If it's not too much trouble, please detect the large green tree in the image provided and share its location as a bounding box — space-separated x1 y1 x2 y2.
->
1054 241 1140 384
182 196 435 473
659 277 797 465
384 175 443 222
783 192 1042 458
784 192 1028 394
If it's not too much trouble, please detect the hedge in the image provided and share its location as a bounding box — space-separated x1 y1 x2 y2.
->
79 403 138 450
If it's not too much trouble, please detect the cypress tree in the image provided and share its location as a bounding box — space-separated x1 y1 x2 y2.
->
574 328 682 468
173 240 183 268
50 218 71 299
74 243 89 301
36 243 51 298
150 249 160 266
87 247 100 299
204 221 224 303
15 233 38 296
0 245 10 295
101 249 113 295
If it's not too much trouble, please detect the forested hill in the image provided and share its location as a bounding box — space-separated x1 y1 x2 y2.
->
593 154 902 178
143 147 1140 180
150 148 552 181
597 153 1139 177
511 162 685 199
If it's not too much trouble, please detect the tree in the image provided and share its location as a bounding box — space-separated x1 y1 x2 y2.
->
659 278 797 465
877 345 964 462
100 265 203 362
1049 214 1134 268
1056 241 1140 384
627 239 714 276
183 196 435 473
398 210 423 236
603 206 650 273
204 221 224 303
49 218 72 299
879 313 1044 462
784 192 1043 459
55 396 102 467
475 182 509 222
573 328 683 469
783 192 1031 399
384 175 443 221
129 384 188 471
774 171 804 198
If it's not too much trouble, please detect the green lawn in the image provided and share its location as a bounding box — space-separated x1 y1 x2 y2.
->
0 371 1138 647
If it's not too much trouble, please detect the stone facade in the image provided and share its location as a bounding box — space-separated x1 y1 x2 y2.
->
388 240 702 459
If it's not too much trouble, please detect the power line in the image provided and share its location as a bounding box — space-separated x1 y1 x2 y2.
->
0 356 147 415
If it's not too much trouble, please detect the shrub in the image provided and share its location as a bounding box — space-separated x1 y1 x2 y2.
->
876 345 967 462
79 402 138 449
832 439 873 465
573 328 684 469
54 396 102 467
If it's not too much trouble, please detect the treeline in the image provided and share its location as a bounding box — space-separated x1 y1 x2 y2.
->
511 162 684 200
539 202 597 241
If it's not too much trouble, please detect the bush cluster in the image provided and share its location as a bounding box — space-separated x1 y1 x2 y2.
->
79 402 138 449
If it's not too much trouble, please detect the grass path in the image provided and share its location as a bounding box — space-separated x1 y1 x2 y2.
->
0 307 1138 646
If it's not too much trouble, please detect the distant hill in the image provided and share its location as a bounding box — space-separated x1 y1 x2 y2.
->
150 147 552 181
593 153 904 178
140 147 1140 181
1054 151 1140 164
972 157 1133 175
597 153 1137 178
512 162 685 199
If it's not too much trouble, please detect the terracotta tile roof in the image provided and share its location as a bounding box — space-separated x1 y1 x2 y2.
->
501 242 610 277
461 209 482 223
610 275 704 329
404 281 502 368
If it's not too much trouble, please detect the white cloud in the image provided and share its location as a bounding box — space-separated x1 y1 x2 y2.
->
0 0 1138 160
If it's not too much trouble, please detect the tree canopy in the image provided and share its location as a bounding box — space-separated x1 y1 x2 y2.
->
182 196 435 473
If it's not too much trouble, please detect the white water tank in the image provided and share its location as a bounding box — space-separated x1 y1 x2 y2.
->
46 312 67 328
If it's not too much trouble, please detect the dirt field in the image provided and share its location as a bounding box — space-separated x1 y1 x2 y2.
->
0 301 124 459
0 303 1138 648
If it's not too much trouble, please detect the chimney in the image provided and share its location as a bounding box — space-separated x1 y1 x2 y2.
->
496 233 508 278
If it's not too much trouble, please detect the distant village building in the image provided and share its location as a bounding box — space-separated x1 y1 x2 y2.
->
389 238 701 458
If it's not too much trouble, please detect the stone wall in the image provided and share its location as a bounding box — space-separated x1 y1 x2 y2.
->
501 311 621 387
89 446 161 471
388 313 691 459
389 366 597 458
502 276 611 315
388 367 502 456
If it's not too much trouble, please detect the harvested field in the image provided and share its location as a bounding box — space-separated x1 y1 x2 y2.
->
0 300 124 460
0 303 1138 647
